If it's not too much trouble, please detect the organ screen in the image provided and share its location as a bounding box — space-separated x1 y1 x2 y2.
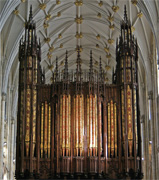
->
15 6 143 180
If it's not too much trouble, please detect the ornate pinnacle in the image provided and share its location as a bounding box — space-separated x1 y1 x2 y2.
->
99 56 103 82
124 5 128 23
76 47 82 81
29 5 33 22
64 51 68 81
89 50 94 81
55 56 58 81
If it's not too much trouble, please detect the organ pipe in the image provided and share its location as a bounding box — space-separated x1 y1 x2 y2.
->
127 85 133 156
25 88 31 157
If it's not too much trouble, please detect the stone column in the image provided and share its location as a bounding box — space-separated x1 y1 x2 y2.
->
0 93 6 179
9 118 15 180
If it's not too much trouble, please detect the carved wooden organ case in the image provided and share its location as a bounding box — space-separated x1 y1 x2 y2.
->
16 6 143 180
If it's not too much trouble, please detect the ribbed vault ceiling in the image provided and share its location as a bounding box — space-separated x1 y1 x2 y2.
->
0 0 159 89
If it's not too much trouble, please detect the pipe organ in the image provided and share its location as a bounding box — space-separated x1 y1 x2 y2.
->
16 6 143 180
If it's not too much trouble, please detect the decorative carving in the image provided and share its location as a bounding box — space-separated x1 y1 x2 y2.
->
45 14 51 20
74 0 83 6
57 12 61 17
96 34 100 40
97 13 101 18
137 12 143 18
75 16 83 24
112 5 119 12
13 9 19 15
108 39 114 44
98 1 103 7
39 3 46 10
108 16 114 22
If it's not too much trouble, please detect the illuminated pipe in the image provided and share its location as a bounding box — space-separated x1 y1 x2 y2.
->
60 96 62 156
75 95 79 156
41 103 44 158
108 103 110 157
66 95 69 156
95 95 98 156
127 85 133 156
111 100 114 157
89 95 92 156
79 95 83 156
134 89 138 154
87 96 90 156
44 101 48 157
121 89 125 153
68 95 71 156
114 103 117 157
48 104 51 158
74 97 76 155
33 89 37 157
92 95 95 156
62 95 66 156
99 101 102 155
25 88 31 157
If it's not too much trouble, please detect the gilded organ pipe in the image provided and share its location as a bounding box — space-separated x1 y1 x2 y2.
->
87 96 90 156
134 88 138 153
89 95 92 156
75 95 79 156
121 89 125 153
44 101 48 157
41 103 44 158
25 88 31 157
48 104 51 158
114 103 117 157
108 103 110 157
32 89 37 157
66 95 69 156
110 100 114 157
95 95 98 156
60 96 62 156
62 95 66 156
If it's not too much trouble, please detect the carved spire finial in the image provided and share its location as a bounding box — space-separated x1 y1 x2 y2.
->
64 50 68 81
55 56 58 81
76 46 82 82
124 5 128 22
89 50 94 81
29 5 33 21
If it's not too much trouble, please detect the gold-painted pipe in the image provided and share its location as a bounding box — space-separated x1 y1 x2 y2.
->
127 85 133 156
60 96 62 156
74 97 76 155
75 95 79 156
108 103 110 158
62 95 66 156
92 96 95 156
87 96 90 156
48 104 51 158
41 103 44 158
121 89 125 153
114 103 117 157
25 88 31 157
111 100 114 157
44 101 48 157
95 95 98 156
33 89 37 157
89 95 92 156
134 89 138 154
99 101 102 155
66 95 69 156
68 95 71 155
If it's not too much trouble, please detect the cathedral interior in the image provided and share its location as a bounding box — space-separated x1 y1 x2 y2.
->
0 0 159 179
